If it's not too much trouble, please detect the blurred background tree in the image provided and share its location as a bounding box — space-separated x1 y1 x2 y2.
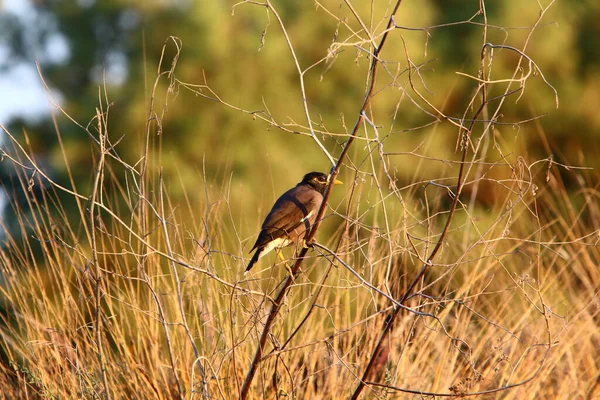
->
0 0 599 241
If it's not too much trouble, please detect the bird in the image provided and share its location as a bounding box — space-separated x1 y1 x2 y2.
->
245 171 343 272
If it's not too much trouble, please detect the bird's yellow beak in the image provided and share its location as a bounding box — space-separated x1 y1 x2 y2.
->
333 178 343 185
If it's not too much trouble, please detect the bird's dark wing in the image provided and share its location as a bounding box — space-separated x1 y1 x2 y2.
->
250 184 323 251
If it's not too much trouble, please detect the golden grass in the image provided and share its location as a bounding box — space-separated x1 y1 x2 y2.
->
0 120 598 399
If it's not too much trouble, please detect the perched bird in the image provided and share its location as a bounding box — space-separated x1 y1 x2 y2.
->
246 171 342 272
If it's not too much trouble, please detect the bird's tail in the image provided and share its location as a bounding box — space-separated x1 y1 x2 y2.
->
245 249 262 273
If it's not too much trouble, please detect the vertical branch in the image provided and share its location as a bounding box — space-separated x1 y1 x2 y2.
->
89 105 111 400
137 38 187 399
350 41 493 400
239 1 405 397
134 190 186 400
140 266 185 400
157 170 208 399
263 0 336 167
138 31 152 274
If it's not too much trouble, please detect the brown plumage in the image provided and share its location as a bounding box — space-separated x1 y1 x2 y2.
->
246 172 342 272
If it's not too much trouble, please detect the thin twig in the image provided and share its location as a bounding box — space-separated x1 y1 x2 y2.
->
89 102 111 400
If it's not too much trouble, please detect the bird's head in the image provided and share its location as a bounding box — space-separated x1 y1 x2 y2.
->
301 171 343 195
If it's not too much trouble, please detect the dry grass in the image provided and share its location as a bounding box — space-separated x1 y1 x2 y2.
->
1 118 598 399
1 1 599 399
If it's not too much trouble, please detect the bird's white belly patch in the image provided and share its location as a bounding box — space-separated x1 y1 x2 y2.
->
259 237 291 259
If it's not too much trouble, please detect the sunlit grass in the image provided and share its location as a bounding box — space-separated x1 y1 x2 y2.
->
0 112 598 399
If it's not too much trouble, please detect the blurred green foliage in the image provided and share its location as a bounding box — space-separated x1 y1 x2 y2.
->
1 0 598 242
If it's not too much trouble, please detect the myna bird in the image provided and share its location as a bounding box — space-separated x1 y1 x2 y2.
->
245 171 343 272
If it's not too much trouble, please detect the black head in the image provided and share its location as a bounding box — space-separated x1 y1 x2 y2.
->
300 172 338 195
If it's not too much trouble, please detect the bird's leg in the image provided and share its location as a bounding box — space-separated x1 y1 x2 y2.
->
277 250 286 262
277 249 295 283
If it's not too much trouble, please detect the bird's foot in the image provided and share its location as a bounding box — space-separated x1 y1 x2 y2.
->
284 263 296 284
302 239 315 249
